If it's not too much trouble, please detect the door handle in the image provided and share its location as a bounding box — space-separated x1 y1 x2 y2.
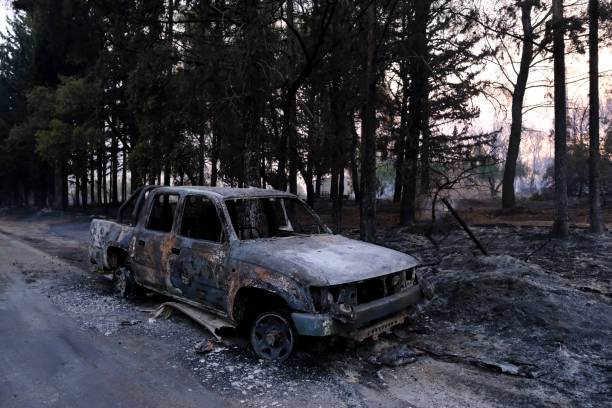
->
137 240 146 246
171 247 181 255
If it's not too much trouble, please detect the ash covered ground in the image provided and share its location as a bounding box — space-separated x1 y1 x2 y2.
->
0 209 610 407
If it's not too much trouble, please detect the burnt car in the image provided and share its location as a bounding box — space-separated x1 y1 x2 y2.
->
89 186 421 361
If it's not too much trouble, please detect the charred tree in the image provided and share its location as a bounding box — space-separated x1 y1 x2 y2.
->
551 0 569 239
501 0 535 210
589 0 605 233
394 64 409 204
350 114 361 203
53 162 64 210
242 0 263 188
121 145 127 201
360 1 378 242
420 90 431 193
400 0 430 226
111 134 118 203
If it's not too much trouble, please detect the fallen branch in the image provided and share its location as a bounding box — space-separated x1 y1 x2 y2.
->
524 237 552 262
441 198 488 256
411 345 543 379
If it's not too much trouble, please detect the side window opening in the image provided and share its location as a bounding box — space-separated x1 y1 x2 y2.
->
225 198 275 240
225 197 322 240
180 196 224 243
146 193 179 232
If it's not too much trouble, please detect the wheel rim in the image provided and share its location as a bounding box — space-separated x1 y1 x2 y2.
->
113 269 127 296
251 313 294 361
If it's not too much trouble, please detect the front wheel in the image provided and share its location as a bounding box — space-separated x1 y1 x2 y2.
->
250 311 296 361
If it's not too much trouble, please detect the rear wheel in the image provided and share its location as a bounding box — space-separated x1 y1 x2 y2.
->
112 266 138 298
250 311 296 361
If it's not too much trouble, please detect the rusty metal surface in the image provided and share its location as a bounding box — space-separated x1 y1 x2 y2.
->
152 301 235 340
231 234 419 286
290 285 421 337
89 219 133 269
347 311 409 342
151 186 296 200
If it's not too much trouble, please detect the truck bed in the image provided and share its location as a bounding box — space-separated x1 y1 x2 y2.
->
89 218 134 270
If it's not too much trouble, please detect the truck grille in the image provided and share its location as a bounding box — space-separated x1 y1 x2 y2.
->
310 268 414 312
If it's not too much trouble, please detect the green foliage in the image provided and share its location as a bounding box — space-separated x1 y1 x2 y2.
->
26 76 102 165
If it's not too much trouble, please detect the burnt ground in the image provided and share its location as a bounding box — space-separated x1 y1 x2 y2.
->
0 206 610 407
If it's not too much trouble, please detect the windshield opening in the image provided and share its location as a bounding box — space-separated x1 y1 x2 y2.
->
224 197 326 240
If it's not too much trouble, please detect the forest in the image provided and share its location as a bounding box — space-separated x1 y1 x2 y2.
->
0 0 611 241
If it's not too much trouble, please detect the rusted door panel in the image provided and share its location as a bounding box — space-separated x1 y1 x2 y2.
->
167 236 229 312
131 229 173 290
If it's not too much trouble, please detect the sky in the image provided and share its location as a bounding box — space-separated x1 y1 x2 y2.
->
0 2 10 35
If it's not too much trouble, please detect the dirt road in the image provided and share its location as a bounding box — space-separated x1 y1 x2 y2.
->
0 230 232 408
0 210 609 407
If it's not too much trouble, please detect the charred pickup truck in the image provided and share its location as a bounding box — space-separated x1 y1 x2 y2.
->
89 186 421 361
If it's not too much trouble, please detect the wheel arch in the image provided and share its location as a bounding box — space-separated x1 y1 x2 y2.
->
107 246 129 269
230 281 312 326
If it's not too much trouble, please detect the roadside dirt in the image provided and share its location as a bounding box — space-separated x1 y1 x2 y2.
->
0 208 610 407
316 197 612 229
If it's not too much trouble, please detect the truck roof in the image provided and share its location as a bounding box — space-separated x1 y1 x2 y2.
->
150 186 296 199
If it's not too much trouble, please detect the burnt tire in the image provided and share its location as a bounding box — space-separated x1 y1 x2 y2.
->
250 311 296 362
112 266 138 298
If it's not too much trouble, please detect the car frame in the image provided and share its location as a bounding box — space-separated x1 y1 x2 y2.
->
89 186 422 361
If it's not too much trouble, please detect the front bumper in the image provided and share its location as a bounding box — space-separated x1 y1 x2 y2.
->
291 284 422 338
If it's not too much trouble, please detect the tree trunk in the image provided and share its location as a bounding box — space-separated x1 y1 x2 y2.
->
400 0 429 226
211 153 218 186
306 154 315 207
279 95 298 193
551 0 569 239
261 150 267 188
62 165 69 209
276 0 296 192
199 132 205 185
75 175 80 209
242 0 262 188
589 0 605 233
277 111 289 191
81 163 87 209
331 166 338 204
288 98 298 195
394 69 409 204
336 168 344 232
89 152 94 206
111 134 118 204
121 145 127 201
46 164 54 207
164 163 171 186
350 115 361 202
420 88 431 193
502 0 534 209
243 95 261 187
102 160 108 206
359 0 378 243
288 0 298 195
305 88 316 206
53 162 63 210
330 76 347 229
97 147 103 204
211 127 219 186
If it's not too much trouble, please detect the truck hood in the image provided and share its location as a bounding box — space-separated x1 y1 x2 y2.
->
231 234 419 286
